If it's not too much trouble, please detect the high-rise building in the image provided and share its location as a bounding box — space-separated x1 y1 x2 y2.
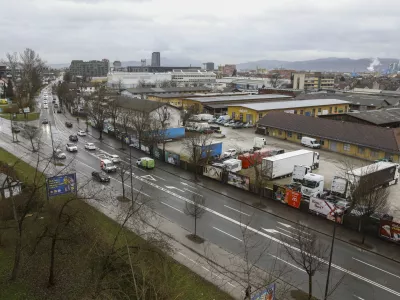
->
69 59 109 77
203 62 215 71
151 52 161 67
292 72 334 90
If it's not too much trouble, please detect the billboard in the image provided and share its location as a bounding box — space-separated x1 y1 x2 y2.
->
284 189 301 209
227 172 249 191
251 283 276 300
272 184 286 202
47 173 77 197
203 165 223 181
165 151 180 166
379 219 400 243
309 197 343 224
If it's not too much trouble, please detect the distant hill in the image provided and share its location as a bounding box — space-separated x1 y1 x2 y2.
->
236 57 400 72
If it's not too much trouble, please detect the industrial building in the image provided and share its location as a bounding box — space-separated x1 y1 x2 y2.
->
256 111 400 162
127 66 201 73
69 59 109 77
227 99 349 123
151 52 161 67
292 72 335 90
121 87 211 99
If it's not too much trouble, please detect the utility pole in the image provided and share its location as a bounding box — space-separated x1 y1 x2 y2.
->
324 213 339 299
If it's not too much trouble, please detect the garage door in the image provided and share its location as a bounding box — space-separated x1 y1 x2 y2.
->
329 141 337 151
246 114 253 123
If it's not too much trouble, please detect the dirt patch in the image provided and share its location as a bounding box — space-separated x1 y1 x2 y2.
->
116 196 130 202
291 290 319 300
186 234 205 244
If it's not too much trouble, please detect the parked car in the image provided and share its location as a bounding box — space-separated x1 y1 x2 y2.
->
66 143 78 152
92 171 110 183
69 135 78 142
53 149 66 159
42 118 49 124
12 126 20 133
232 123 244 129
65 122 73 128
77 130 87 136
84 142 96 150
222 148 237 158
54 103 58 107
243 122 253 128
57 109 62 113
224 120 235 127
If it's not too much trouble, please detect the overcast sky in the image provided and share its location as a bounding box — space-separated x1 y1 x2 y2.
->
0 0 398 65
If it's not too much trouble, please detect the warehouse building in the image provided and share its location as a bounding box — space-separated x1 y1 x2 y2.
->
227 99 349 123
121 87 211 99
256 112 400 162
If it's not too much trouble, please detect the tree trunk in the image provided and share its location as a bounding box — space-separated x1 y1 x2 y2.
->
11 234 21 280
308 275 313 300
194 217 197 236
361 218 366 244
122 180 125 198
30 138 35 152
48 236 56 287
162 142 166 162
99 129 103 140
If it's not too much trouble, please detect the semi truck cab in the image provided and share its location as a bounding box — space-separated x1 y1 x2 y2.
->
301 173 324 199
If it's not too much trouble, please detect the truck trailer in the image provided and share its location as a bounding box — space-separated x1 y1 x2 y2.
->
262 150 320 180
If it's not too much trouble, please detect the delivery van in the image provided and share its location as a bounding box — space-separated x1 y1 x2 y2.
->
136 157 155 169
301 137 321 149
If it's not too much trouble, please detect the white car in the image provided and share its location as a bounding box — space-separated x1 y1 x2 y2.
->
222 149 237 158
77 130 87 136
84 143 96 150
43 104 48 109
109 154 120 163
53 149 66 159
66 143 78 152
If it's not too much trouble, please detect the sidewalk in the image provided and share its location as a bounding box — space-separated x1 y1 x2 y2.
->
76 119 400 264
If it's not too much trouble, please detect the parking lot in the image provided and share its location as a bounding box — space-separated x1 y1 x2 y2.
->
164 126 400 216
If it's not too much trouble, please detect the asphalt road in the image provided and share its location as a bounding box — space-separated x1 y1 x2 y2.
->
1 86 399 300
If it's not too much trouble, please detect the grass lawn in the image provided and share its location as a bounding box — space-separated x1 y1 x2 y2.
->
0 148 234 300
0 112 40 121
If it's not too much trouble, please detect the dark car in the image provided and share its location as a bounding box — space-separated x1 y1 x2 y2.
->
232 123 244 129
65 121 72 128
42 118 49 124
69 135 78 142
57 109 62 113
12 126 20 133
92 171 110 183
54 103 58 108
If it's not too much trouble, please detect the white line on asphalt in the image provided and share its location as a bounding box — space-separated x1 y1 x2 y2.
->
165 185 185 193
227 282 236 288
184 188 203 196
276 226 312 242
277 221 311 235
181 181 197 189
201 266 210 272
213 227 243 242
353 295 365 300
352 257 400 279
160 202 184 214
267 253 306 273
224 205 250 216
262 227 296 240
178 252 199 265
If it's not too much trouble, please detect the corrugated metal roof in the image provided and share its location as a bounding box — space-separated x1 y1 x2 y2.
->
184 94 291 103
230 99 350 111
258 112 400 153
348 108 400 125
125 87 211 94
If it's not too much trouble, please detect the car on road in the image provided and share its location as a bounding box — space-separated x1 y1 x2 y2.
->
54 103 58 108
91 171 110 183
109 154 121 163
77 130 87 136
65 122 73 128
84 143 96 150
53 149 66 159
42 119 49 124
69 135 78 142
43 104 48 109
57 109 62 113
66 143 78 152
12 126 20 133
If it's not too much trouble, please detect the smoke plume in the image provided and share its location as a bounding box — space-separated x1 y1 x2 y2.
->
367 57 381 72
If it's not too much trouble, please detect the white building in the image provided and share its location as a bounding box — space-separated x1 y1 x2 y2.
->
107 72 172 89
170 70 216 87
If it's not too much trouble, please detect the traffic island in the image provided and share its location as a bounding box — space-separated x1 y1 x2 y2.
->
186 234 205 244
116 195 130 202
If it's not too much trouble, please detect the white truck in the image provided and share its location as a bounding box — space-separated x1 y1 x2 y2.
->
254 137 266 150
101 159 117 173
262 149 320 180
301 173 325 200
292 165 311 183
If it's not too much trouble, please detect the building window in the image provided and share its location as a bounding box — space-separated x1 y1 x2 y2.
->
320 139 325 146
287 131 292 138
259 113 263 120
312 108 316 116
335 107 338 113
343 144 351 151
297 133 302 140
329 107 332 114
318 108 321 113
358 147 364 154
294 110 297 114
278 130 282 135
232 112 236 119
300 110 304 115
239 113 243 120
370 150 379 158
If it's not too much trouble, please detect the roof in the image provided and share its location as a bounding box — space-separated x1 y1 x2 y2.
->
116 97 166 113
347 108 400 125
148 92 250 99
125 87 211 94
266 149 314 162
184 94 292 104
350 161 397 177
229 99 349 111
258 112 400 153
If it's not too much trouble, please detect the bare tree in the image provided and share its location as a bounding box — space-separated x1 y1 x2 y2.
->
108 97 120 133
184 193 206 241
137 79 147 88
20 124 41 152
181 104 200 125
281 224 330 300
116 163 131 201
182 133 213 181
130 108 151 150
269 71 283 88
152 104 171 161
86 86 110 140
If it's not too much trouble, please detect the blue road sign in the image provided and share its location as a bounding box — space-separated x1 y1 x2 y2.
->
47 173 77 197
251 283 276 300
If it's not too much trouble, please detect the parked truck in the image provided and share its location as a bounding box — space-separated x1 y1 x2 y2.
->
292 165 311 183
347 161 399 189
195 142 223 159
254 137 266 150
262 150 320 180
301 173 325 200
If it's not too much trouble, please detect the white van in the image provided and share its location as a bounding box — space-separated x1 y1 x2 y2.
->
101 159 117 173
223 159 242 173
301 137 320 149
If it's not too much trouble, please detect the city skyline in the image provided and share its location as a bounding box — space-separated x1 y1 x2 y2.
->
1 0 400 64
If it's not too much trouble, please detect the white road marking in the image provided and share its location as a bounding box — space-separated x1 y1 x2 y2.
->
178 252 199 265
224 205 250 216
181 182 197 189
267 253 306 273
213 227 243 242
165 185 185 193
160 201 184 214
353 295 365 300
277 221 311 236
184 188 203 196
261 228 279 234
141 175 157 181
227 282 236 288
352 257 400 279
276 226 312 242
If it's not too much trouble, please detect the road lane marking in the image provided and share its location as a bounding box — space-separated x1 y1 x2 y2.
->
352 257 400 279
277 221 312 236
267 253 306 273
184 188 203 196
353 295 365 300
141 175 157 181
181 182 197 189
213 227 243 242
276 226 312 242
224 205 250 216
178 252 199 265
160 202 184 214
165 185 185 193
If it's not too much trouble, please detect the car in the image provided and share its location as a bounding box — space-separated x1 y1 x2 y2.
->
222 148 237 158
66 143 78 152
224 120 235 127
91 171 110 183
65 122 72 128
243 122 253 128
232 123 244 129
12 126 21 133
43 104 48 109
109 154 121 163
42 118 49 124
69 135 78 142
84 143 96 150
57 109 62 113
53 102 57 106
53 149 66 159
77 130 87 136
